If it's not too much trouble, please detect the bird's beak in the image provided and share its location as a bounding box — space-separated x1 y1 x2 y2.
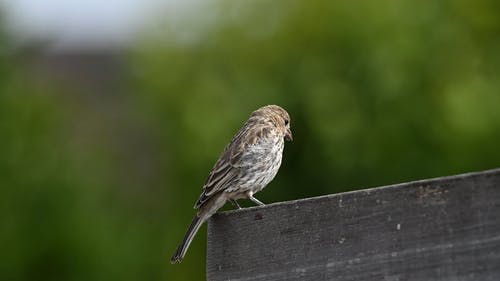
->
285 128 293 141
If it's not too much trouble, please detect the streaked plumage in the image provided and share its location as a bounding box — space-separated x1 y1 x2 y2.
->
171 105 292 264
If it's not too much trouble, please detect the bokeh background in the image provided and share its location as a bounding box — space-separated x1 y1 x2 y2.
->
1 0 500 280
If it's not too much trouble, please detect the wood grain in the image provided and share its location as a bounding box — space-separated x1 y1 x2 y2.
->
207 169 500 281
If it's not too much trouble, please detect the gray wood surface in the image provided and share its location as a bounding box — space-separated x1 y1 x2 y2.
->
206 169 500 281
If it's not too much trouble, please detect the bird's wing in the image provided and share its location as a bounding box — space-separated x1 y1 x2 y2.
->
194 122 266 208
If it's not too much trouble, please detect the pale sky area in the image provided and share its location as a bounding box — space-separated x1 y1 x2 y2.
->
0 0 203 49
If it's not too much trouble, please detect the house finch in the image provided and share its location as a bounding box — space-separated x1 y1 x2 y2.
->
170 105 292 264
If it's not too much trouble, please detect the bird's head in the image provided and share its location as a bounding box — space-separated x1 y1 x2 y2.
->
252 105 293 141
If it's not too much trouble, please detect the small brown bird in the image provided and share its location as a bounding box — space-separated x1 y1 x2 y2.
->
170 105 292 263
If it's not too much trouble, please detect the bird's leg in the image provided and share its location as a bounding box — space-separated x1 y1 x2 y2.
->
229 199 242 209
249 195 265 206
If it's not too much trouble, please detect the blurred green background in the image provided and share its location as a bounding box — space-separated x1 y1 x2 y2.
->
2 0 500 280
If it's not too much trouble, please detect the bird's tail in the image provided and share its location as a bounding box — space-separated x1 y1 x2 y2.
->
170 215 205 264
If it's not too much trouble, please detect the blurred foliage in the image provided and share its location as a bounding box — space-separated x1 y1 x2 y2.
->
2 0 500 280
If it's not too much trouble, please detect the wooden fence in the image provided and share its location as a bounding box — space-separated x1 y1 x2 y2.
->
207 168 500 280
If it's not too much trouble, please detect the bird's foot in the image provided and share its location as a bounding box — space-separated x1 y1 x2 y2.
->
229 199 242 209
249 195 265 206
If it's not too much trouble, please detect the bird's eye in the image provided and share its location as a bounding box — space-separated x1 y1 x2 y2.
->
284 119 289 126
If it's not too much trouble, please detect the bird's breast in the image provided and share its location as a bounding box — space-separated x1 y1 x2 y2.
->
237 136 284 192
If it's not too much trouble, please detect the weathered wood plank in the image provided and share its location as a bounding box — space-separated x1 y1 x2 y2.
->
207 169 500 281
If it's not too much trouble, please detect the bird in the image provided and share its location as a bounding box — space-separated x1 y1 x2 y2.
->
170 104 293 264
